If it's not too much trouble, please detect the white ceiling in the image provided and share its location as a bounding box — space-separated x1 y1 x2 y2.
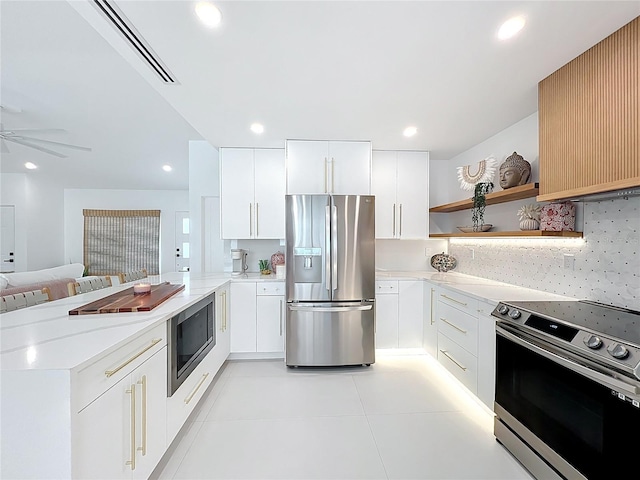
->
2 1 639 190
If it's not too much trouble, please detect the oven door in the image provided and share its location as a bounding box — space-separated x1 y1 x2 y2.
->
495 324 640 479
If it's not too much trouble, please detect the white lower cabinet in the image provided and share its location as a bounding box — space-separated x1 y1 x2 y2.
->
477 301 497 410
375 280 423 348
435 287 481 396
230 282 258 353
74 347 167 480
231 281 285 354
423 282 438 357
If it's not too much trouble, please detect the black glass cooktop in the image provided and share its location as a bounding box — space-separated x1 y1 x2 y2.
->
500 300 640 346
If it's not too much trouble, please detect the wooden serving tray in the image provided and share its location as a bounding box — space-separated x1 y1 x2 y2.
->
69 282 185 315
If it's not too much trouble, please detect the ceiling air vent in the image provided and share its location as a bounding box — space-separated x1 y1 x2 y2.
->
92 0 179 84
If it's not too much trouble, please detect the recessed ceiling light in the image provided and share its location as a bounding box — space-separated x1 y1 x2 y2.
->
498 16 525 40
24 162 37 170
162 165 173 172
403 126 417 137
195 2 222 28
250 123 264 134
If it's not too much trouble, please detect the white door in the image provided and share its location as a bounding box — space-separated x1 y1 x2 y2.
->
0 205 16 273
329 141 371 194
254 149 286 239
371 151 398 238
175 211 190 272
286 140 328 194
398 280 425 348
220 148 255 238
396 151 429 238
375 293 399 348
256 295 285 352
230 282 257 353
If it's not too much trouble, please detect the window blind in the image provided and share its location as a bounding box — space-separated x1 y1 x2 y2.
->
83 209 160 275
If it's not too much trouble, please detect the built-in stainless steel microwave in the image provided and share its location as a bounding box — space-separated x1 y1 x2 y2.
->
167 292 215 396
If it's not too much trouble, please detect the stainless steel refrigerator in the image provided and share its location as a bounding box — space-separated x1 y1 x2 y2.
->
285 194 375 367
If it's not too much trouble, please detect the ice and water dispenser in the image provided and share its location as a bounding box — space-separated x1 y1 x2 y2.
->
292 247 322 283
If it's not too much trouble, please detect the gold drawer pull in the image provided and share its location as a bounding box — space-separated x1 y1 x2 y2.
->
105 338 162 378
441 318 468 334
184 372 209 404
125 383 136 470
440 350 467 371
441 294 467 307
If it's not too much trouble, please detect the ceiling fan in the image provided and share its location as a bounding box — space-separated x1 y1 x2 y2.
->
0 104 92 158
0 124 92 158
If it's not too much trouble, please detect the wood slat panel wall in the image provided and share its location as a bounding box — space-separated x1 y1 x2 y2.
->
538 16 640 201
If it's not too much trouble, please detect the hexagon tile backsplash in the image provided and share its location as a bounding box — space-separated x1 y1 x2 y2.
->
448 196 639 310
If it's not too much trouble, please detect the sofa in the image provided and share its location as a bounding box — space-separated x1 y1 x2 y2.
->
0 263 85 301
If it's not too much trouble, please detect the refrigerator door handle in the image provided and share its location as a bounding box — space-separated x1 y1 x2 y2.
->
325 205 331 291
331 205 338 291
288 305 373 313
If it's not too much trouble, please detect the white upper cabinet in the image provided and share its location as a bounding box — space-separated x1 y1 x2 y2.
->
220 148 285 239
372 150 429 239
286 140 371 194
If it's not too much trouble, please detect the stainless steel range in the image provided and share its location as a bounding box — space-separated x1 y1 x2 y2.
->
492 300 640 480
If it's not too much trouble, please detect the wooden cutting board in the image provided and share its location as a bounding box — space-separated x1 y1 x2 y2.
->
69 282 185 315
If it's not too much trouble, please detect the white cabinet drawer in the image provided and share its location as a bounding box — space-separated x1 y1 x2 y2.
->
166 345 217 443
376 280 398 294
256 281 285 296
438 302 478 356
438 288 478 316
438 332 478 394
75 323 166 412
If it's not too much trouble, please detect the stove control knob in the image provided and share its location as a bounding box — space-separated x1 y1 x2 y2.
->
498 305 509 315
508 309 521 319
608 344 630 360
583 335 603 349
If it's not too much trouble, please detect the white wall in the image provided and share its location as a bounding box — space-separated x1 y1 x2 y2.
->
64 189 188 274
188 141 222 273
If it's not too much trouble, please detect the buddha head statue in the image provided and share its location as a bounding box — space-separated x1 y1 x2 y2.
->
499 152 531 189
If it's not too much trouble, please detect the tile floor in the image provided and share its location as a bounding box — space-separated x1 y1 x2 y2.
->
155 354 533 480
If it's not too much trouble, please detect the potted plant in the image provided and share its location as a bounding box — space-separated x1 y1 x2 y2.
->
517 203 541 230
471 182 493 231
259 259 271 275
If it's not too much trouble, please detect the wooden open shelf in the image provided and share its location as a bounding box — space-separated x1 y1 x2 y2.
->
429 230 583 238
429 183 539 213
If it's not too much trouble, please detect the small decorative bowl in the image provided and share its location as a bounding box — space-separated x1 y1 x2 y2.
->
457 224 493 233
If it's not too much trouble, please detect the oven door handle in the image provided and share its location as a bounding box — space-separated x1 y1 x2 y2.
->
496 325 640 396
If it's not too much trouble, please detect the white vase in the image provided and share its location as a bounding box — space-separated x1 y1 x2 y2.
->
519 218 540 230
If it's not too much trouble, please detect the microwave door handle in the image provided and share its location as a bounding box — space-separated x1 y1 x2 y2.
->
325 205 331 292
331 205 338 292
496 325 640 396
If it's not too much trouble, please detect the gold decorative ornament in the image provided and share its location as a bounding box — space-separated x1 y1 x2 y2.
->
456 156 498 191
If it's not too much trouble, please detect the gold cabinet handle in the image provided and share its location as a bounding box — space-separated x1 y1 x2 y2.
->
399 204 403 237
393 204 396 237
223 291 227 332
440 350 467 371
279 299 283 336
440 317 467 334
125 384 136 470
137 375 147 456
105 338 162 378
249 203 253 237
331 157 335 193
440 294 467 307
256 203 259 237
184 372 209 404
430 288 435 325
324 158 328 193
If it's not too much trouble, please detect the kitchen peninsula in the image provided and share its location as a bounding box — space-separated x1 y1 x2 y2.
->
1 270 573 478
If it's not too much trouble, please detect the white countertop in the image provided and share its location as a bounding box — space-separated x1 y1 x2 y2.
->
375 270 576 304
1 270 573 373
0 272 231 373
